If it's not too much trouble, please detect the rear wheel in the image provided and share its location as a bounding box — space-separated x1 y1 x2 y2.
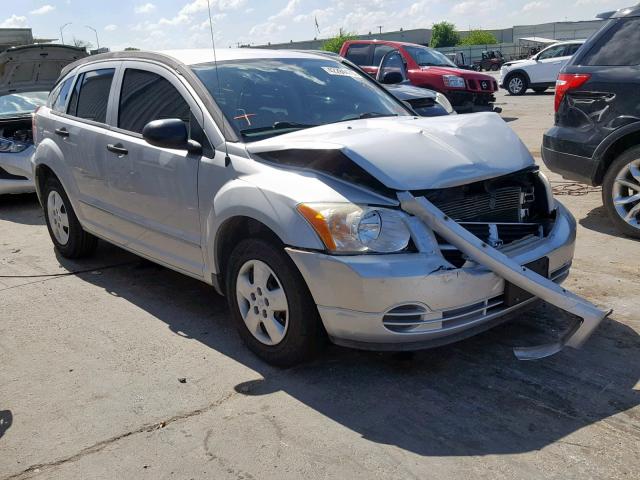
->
602 147 640 239
490 63 500 71
533 87 548 94
506 73 527 95
225 238 324 366
43 176 97 258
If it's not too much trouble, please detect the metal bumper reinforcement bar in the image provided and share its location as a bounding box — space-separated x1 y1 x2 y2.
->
398 192 611 360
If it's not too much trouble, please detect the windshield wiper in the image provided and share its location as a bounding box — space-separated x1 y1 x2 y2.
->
241 121 318 135
333 112 398 124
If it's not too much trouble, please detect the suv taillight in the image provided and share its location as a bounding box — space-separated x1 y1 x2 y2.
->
32 106 41 145
555 73 591 112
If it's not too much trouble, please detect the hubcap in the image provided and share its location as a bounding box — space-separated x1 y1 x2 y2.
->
47 191 70 245
612 158 640 229
235 260 289 346
509 77 523 94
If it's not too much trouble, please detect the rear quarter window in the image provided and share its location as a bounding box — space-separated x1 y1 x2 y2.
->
580 18 640 66
345 44 371 66
51 76 74 113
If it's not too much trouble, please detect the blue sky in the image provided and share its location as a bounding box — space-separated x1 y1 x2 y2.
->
1 0 622 50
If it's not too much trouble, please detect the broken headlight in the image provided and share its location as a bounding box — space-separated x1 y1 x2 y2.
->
297 203 411 254
0 137 29 153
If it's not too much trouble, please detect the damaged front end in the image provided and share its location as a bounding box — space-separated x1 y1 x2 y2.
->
398 189 610 360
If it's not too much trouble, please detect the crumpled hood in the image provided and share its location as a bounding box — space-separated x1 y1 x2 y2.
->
246 112 534 190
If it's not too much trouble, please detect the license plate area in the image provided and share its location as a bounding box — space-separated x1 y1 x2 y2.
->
504 257 549 307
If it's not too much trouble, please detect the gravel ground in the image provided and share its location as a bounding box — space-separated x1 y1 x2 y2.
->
0 85 638 480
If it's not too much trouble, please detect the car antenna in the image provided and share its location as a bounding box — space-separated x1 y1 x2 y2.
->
206 0 231 167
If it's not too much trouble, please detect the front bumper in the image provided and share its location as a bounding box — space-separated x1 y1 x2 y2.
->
287 202 577 350
0 147 35 195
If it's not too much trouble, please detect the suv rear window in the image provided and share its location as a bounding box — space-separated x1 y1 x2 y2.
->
345 44 370 66
118 69 190 134
67 68 115 123
581 18 640 66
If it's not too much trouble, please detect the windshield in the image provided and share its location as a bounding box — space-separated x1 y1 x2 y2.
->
0 92 49 118
192 58 409 142
404 45 457 68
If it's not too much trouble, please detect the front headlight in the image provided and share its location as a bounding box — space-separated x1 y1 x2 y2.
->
297 203 411 254
435 92 455 114
0 137 29 153
443 75 466 89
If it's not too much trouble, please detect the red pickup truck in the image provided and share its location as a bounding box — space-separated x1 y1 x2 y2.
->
339 40 498 113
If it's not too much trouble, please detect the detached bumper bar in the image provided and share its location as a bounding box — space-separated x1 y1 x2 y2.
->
398 192 610 360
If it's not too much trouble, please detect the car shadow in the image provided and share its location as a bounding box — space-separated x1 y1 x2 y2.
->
579 205 639 241
0 194 43 226
63 253 640 457
0 410 13 440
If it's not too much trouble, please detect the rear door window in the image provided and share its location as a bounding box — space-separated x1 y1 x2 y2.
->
118 69 190 134
580 18 640 66
67 68 115 123
563 43 582 57
345 44 371 66
51 77 74 113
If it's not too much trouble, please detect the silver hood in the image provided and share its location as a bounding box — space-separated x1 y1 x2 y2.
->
0 45 88 96
247 112 534 190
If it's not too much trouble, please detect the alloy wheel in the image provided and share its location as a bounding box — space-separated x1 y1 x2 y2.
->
235 259 289 346
47 191 70 245
612 158 640 229
508 76 524 94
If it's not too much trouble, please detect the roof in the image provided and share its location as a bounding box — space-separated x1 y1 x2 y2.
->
342 39 423 48
157 48 328 65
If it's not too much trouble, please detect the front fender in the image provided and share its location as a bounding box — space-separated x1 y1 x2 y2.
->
204 178 325 276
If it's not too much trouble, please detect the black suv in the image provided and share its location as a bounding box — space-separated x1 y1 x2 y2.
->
542 5 640 238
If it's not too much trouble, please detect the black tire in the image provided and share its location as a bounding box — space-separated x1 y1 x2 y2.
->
42 176 97 258
225 238 325 367
506 73 527 95
533 87 548 94
602 146 640 239
490 63 500 71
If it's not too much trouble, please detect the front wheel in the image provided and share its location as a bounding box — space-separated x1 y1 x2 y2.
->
225 238 325 366
602 147 640 238
506 73 527 95
43 176 97 258
490 63 500 71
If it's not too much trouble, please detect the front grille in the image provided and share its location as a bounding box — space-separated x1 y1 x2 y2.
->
0 166 28 181
412 169 552 266
433 186 522 222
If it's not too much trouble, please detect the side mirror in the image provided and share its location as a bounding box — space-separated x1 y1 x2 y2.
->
142 119 202 154
381 71 404 85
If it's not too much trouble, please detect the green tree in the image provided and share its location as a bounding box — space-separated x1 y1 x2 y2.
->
124 47 140 51
458 30 498 46
430 21 460 48
321 31 357 54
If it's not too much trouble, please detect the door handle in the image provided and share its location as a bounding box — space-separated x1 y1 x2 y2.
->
106 143 128 156
54 128 69 138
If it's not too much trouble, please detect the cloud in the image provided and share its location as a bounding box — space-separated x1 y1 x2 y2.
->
522 1 549 11
452 0 501 15
104 24 118 31
29 5 55 15
0 14 28 28
180 0 247 16
134 3 156 14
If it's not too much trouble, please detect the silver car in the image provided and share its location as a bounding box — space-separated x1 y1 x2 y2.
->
32 49 607 366
0 45 87 195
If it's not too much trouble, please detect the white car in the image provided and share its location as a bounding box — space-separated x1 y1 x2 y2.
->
499 41 584 96
0 45 86 195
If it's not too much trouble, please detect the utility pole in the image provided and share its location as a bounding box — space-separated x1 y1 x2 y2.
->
85 25 99 49
377 25 383 35
60 22 71 45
